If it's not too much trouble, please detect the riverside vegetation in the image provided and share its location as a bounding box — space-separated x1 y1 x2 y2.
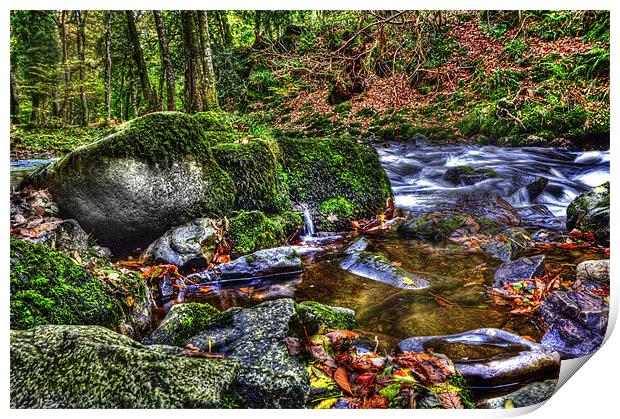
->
10 10 610 409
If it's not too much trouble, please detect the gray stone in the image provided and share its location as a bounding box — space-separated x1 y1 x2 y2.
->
397 328 560 388
525 177 548 200
493 255 545 287
537 291 608 359
188 299 309 408
142 218 217 271
457 192 521 227
190 246 303 282
566 182 610 245
576 259 609 286
478 380 557 408
10 325 239 408
340 238 430 289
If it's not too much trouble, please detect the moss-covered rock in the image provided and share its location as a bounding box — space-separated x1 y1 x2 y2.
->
277 137 392 230
23 112 236 250
212 139 292 212
10 325 239 408
296 301 357 333
193 111 234 132
566 182 610 245
227 210 302 255
10 238 152 336
147 302 220 347
398 211 496 242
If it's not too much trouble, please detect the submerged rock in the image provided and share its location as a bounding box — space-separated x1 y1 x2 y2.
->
576 259 610 287
141 218 217 271
537 291 608 358
340 237 430 289
10 238 153 338
478 380 557 408
10 325 238 408
188 299 309 408
190 246 303 282
397 328 560 389
493 255 545 287
397 211 490 242
457 192 521 227
566 182 610 245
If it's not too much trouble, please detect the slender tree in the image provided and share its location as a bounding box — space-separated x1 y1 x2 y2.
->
196 11 219 110
181 11 203 113
74 10 89 125
104 11 112 123
126 10 158 112
153 10 176 111
10 70 20 123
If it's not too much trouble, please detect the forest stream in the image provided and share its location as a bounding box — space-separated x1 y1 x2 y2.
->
12 143 608 352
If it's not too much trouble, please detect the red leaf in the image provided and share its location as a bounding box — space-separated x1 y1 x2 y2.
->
334 367 353 395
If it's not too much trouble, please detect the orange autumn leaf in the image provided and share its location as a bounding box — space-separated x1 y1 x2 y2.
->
334 367 353 395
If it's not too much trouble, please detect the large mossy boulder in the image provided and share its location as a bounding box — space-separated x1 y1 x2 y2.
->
566 182 610 245
10 238 152 337
277 137 393 230
23 112 236 250
212 139 292 212
10 325 239 408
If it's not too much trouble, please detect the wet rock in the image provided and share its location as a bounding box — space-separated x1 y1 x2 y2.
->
146 302 220 346
397 328 560 389
398 211 486 242
141 218 217 272
576 259 610 286
10 325 239 408
536 291 608 359
340 238 430 289
190 246 303 282
457 192 521 227
482 228 532 262
37 218 112 263
188 299 309 408
478 380 557 408
566 182 610 245
517 204 554 219
493 255 545 287
525 177 548 200
442 166 496 186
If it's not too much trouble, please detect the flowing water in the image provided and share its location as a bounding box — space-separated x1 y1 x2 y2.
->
10 158 57 188
10 144 610 349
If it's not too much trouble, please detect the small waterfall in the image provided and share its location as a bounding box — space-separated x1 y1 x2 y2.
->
301 204 315 237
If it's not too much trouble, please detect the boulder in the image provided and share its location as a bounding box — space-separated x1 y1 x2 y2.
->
340 237 430 289
537 291 608 358
22 112 236 250
295 300 357 333
141 218 217 271
576 259 610 286
397 211 493 242
525 177 548 200
145 302 220 346
10 238 153 338
189 246 303 282
443 166 496 186
566 182 610 245
493 255 545 287
10 325 238 408
227 210 303 256
457 192 521 227
397 328 560 389
187 299 310 408
277 137 393 231
478 380 557 408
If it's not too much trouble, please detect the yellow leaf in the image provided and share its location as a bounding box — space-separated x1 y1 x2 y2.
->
401 277 416 285
125 296 135 307
314 398 338 409
504 399 515 409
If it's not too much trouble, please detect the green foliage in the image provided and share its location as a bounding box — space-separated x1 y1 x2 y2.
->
10 238 124 329
503 40 530 64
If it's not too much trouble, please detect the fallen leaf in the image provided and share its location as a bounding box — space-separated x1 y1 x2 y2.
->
334 367 353 395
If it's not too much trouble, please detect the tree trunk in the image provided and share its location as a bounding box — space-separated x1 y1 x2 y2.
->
217 11 232 47
59 10 70 123
181 11 203 113
153 10 176 111
10 71 20 124
253 11 263 48
126 10 158 112
105 11 112 123
196 11 219 110
75 10 89 126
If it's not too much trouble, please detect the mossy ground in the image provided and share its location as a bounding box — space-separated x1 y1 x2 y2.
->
10 238 124 329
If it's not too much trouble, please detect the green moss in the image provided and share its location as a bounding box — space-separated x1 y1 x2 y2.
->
10 238 125 330
227 210 302 255
277 137 392 230
211 139 292 212
149 302 221 347
296 301 357 333
193 111 234 132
